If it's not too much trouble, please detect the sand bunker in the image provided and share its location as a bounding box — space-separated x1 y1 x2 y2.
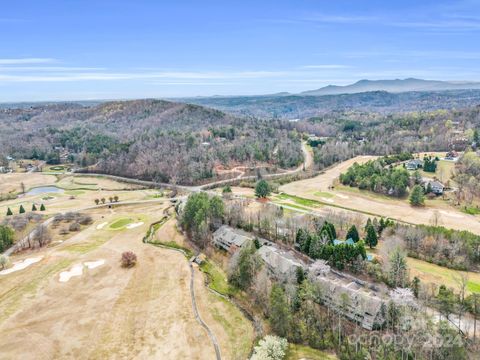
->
84 260 105 269
336 193 349 199
0 256 43 275
126 222 144 229
321 198 334 203
96 222 108 229
59 260 106 282
59 264 83 282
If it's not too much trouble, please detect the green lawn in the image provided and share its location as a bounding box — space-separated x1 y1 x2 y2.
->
336 184 404 202
200 260 233 296
287 344 337 360
461 205 480 215
407 257 480 294
109 217 134 229
209 296 254 360
276 193 323 208
148 241 194 258
419 160 456 182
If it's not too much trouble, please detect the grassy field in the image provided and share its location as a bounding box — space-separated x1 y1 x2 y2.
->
336 183 404 202
276 193 324 208
42 165 68 173
200 260 233 296
313 191 334 198
0 204 255 359
273 201 312 212
0 172 57 194
109 217 134 229
419 160 456 182
287 344 337 360
407 257 480 294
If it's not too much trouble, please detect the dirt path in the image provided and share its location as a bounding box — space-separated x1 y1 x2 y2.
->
280 156 480 235
301 141 314 171
189 261 222 360
151 241 222 360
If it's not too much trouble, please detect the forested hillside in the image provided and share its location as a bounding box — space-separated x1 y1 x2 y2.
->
182 90 480 119
301 107 480 169
0 99 303 185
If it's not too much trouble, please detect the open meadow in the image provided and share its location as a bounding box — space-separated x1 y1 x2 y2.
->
278 156 480 235
0 202 254 359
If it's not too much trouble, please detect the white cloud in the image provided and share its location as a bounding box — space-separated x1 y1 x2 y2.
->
0 58 56 65
0 66 106 72
304 14 377 24
0 70 295 83
301 64 352 69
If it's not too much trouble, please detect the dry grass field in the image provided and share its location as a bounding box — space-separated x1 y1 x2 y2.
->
0 172 57 194
56 175 143 191
0 204 254 359
279 156 480 235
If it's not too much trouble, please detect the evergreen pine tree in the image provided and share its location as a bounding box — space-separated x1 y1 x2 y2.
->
40 204 46 211
409 185 425 206
365 224 378 249
346 225 360 242
255 180 271 198
6 208 13 216
19 205 25 214
32 204 37 211
364 218 372 232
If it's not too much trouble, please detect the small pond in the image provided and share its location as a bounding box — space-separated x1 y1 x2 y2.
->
26 186 65 196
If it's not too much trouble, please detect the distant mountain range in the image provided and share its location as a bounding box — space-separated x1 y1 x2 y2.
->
182 89 480 119
300 78 480 96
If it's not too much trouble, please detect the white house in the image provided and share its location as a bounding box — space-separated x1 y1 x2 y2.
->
424 180 444 195
405 159 423 170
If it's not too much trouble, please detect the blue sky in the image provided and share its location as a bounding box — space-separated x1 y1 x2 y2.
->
1 0 480 101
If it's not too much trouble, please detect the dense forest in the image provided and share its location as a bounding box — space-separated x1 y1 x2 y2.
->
339 154 412 197
306 107 480 169
182 89 480 119
0 99 303 185
2 95 480 186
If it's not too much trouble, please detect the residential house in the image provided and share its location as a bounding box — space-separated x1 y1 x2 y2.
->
405 159 423 170
333 238 355 246
258 244 306 281
445 151 458 160
450 137 469 151
310 261 387 330
424 180 445 195
212 225 257 254
215 225 388 330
